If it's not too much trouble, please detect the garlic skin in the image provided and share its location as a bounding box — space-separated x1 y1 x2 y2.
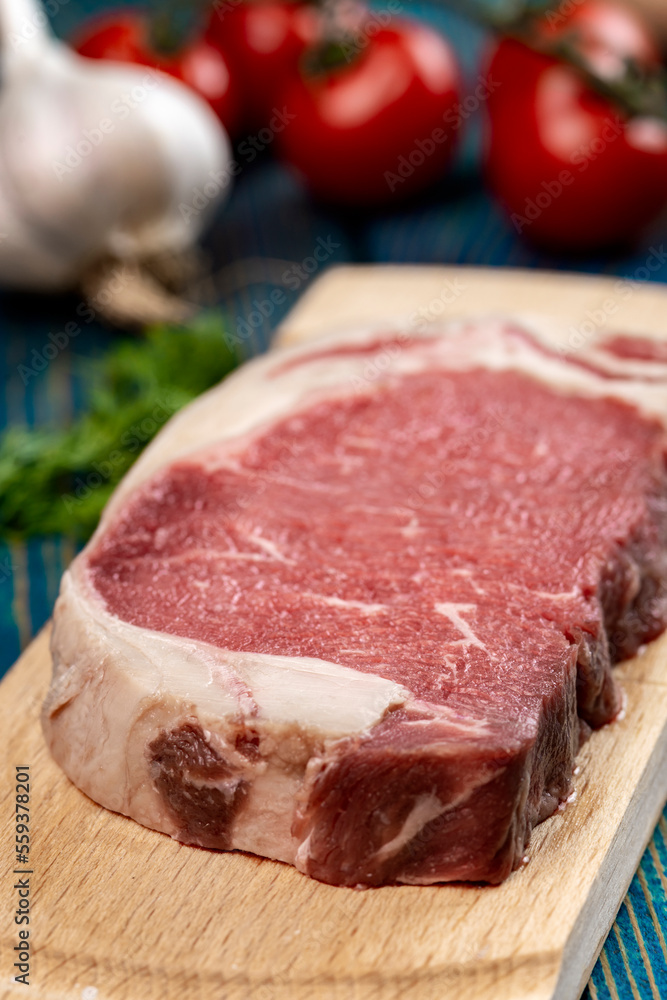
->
0 0 232 291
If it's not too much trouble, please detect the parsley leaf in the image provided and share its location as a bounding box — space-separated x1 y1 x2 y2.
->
0 314 240 539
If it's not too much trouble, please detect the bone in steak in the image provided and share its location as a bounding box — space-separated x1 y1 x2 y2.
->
42 320 667 887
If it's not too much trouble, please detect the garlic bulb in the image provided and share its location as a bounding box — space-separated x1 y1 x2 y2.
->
0 0 232 291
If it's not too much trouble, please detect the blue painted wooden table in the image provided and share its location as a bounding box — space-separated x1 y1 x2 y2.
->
2 2 667 996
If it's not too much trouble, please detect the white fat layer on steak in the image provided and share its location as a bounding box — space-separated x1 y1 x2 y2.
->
43 568 410 864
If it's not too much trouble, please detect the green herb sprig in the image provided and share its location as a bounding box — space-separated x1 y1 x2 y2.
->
0 315 240 540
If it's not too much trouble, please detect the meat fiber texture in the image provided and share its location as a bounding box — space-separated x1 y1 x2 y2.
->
42 319 667 887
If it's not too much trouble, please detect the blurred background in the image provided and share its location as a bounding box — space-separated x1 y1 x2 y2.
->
2 1 667 995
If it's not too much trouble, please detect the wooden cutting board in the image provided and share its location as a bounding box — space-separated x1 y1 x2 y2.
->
3 264 667 1000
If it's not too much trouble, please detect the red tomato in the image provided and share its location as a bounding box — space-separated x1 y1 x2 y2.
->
485 11 667 252
170 38 238 130
206 0 320 132
73 11 239 134
276 21 462 205
73 12 148 63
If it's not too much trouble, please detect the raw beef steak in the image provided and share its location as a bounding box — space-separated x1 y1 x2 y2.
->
42 319 667 887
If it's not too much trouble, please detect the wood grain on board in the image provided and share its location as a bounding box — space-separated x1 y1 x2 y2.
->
3 265 667 1000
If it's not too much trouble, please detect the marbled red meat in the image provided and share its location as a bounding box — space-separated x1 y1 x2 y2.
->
42 321 667 887
91 369 665 714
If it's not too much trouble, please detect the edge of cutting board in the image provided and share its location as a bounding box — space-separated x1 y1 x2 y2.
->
274 263 667 348
3 264 667 1000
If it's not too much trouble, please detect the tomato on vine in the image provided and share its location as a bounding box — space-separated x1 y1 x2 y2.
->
205 0 320 132
485 0 667 251
276 18 462 205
